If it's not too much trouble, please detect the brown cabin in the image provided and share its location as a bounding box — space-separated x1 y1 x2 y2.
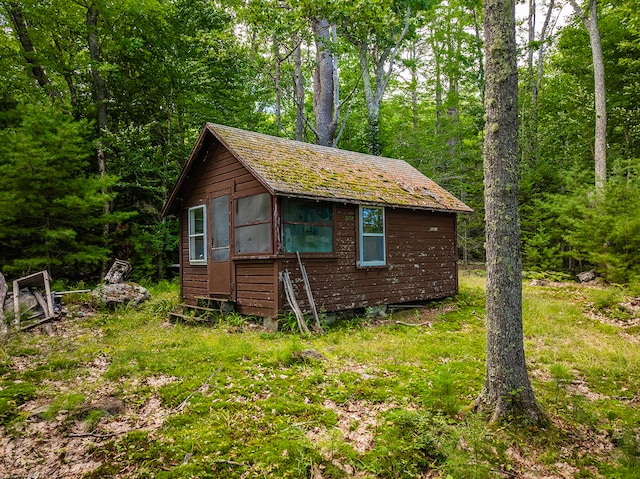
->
161 123 472 318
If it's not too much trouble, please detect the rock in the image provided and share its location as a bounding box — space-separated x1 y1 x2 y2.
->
292 349 327 362
577 270 596 283
91 283 150 308
79 396 126 417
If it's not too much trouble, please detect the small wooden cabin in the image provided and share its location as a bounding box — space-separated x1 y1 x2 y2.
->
161 123 472 318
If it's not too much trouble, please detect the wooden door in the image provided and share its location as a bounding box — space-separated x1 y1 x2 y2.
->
208 191 231 296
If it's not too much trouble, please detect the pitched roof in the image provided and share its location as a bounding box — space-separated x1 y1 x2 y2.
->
162 123 472 216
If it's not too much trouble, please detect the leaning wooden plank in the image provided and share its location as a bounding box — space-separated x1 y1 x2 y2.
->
33 291 53 320
13 280 20 327
296 252 323 334
42 270 54 318
0 272 7 335
281 271 311 335
20 316 56 332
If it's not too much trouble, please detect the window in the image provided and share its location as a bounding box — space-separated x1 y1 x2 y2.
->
283 198 333 253
188 205 206 264
359 206 385 266
234 193 272 254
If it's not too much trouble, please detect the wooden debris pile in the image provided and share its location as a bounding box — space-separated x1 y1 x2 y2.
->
1 270 58 335
0 260 145 335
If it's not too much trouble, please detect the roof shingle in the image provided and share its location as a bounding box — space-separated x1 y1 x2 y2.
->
208 123 472 213
162 123 472 216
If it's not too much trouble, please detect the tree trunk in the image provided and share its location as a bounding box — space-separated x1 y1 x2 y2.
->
409 41 419 133
273 35 282 134
312 18 337 147
86 4 108 137
569 0 607 189
358 37 382 156
475 0 547 425
471 4 485 102
357 6 410 156
85 2 110 259
430 28 445 174
293 37 305 141
589 0 607 190
5 1 59 97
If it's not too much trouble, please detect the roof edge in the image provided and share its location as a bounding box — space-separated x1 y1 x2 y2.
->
161 125 211 217
273 191 473 214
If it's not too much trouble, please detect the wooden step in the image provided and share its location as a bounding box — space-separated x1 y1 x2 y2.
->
179 303 220 314
194 297 235 313
168 311 217 324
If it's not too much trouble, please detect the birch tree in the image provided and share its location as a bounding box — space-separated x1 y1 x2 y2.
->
568 0 607 189
340 0 414 155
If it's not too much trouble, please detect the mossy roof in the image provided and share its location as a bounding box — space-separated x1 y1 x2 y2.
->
162 123 472 216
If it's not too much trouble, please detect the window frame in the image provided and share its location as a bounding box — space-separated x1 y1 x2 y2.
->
188 204 207 265
359 205 386 266
282 198 335 254
233 192 273 255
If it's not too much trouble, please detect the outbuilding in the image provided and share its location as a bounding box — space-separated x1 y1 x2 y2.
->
161 123 472 318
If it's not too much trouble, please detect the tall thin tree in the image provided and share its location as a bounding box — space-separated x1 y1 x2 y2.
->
569 0 607 189
474 0 547 425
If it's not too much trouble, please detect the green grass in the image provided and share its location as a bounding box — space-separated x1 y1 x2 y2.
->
1 273 640 478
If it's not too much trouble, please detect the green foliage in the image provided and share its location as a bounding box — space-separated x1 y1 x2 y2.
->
532 175 640 283
41 393 85 421
368 409 456 477
0 381 37 425
0 102 119 278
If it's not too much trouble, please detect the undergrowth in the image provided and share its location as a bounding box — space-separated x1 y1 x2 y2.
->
1 273 640 477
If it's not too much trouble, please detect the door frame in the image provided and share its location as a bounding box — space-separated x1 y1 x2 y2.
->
207 182 234 299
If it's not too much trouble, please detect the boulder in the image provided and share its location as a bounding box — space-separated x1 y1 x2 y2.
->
577 270 596 283
92 283 150 308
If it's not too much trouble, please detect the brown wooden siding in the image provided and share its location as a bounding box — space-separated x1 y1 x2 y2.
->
178 147 209 304
234 260 278 316
276 205 458 314
179 142 268 304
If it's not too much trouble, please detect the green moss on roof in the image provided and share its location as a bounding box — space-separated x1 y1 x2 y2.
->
208 123 472 213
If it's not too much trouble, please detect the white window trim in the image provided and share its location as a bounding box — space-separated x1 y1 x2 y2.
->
359 206 386 266
188 205 207 265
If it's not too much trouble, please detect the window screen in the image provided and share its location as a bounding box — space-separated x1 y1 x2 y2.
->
283 198 333 253
210 195 230 261
359 206 385 265
234 193 272 254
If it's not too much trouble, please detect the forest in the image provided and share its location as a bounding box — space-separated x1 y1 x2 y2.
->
1 0 638 288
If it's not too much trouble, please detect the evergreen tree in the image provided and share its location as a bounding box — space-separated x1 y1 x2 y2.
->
0 102 119 279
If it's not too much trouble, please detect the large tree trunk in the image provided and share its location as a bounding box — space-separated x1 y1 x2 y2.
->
588 0 607 190
358 37 383 156
475 0 547 425
86 4 108 137
569 0 607 189
312 18 337 147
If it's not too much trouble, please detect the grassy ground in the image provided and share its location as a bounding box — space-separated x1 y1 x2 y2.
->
1 272 640 478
